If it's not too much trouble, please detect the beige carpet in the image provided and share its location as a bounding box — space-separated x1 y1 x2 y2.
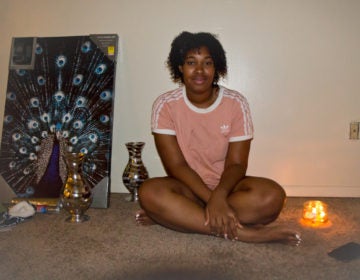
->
0 194 359 280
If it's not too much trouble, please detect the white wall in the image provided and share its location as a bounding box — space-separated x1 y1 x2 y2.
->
0 0 359 197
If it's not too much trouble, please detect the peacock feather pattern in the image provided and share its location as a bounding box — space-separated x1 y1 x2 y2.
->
0 36 116 198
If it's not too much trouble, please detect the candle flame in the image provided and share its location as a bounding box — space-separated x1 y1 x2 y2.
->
301 200 330 227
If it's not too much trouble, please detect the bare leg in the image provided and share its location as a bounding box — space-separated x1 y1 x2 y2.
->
138 177 208 232
227 176 302 245
138 177 301 245
228 176 287 225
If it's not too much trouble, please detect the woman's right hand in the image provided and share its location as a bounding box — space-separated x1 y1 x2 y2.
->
204 192 242 240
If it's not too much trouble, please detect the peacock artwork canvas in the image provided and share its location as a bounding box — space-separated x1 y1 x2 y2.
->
0 34 118 208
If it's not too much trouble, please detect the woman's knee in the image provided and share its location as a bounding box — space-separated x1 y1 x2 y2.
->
257 179 286 223
265 178 285 200
238 176 286 203
231 177 286 224
258 178 285 208
139 178 161 204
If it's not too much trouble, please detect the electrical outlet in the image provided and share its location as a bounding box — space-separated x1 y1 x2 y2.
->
349 122 359 140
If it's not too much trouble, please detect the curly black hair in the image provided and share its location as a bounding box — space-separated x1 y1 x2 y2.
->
167 31 227 85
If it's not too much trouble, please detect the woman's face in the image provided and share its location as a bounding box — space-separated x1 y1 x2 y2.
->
179 46 215 94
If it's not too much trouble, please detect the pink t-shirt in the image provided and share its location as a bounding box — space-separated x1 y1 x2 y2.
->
151 86 253 189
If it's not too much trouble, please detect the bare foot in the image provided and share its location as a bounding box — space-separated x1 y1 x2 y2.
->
234 225 302 246
135 209 156 226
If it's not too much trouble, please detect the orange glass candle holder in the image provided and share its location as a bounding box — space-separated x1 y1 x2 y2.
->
302 200 329 226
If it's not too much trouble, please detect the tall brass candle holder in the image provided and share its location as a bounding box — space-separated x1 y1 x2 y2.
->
122 142 149 202
60 152 92 222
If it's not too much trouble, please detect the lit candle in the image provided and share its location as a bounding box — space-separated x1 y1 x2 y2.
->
302 200 329 226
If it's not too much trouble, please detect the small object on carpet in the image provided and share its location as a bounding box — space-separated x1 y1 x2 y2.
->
0 201 35 232
328 242 360 262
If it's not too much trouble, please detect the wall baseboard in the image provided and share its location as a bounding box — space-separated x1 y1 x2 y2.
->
284 185 360 197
